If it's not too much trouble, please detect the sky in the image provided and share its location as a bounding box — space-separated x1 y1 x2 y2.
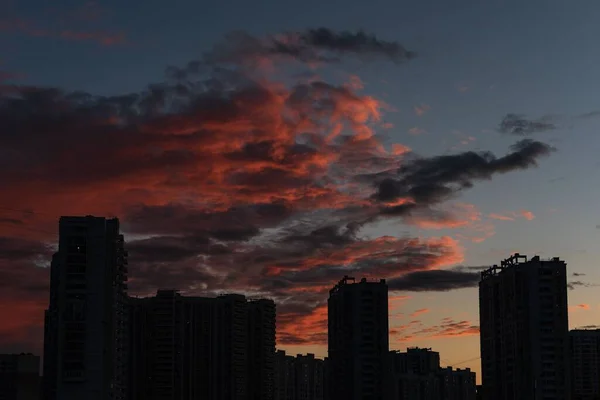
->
1 0 600 381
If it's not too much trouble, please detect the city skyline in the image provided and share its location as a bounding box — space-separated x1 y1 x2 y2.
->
0 214 592 400
3 0 600 384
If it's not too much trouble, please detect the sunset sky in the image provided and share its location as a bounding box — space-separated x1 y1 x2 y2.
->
2 0 600 381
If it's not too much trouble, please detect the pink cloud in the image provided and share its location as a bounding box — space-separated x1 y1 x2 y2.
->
569 304 591 312
410 308 430 317
488 213 514 221
519 210 535 220
488 209 535 222
413 103 430 116
408 127 426 135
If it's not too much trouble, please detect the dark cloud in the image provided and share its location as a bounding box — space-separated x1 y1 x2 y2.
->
567 280 598 290
0 217 23 225
573 272 586 277
202 28 415 67
0 237 52 261
275 28 416 63
412 318 479 338
387 268 480 292
498 114 556 135
577 111 600 119
373 139 554 214
0 28 558 351
127 235 230 264
575 325 600 330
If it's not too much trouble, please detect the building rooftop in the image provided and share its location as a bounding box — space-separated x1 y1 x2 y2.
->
329 275 387 295
480 253 564 281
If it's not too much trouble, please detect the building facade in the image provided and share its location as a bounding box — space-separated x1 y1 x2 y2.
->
0 353 40 400
274 351 325 400
570 329 600 400
42 216 129 400
129 291 275 400
479 254 570 400
248 299 277 400
388 348 476 400
328 276 389 400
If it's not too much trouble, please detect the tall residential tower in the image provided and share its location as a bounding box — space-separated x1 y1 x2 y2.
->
128 290 275 400
479 254 570 400
570 329 600 400
328 276 389 400
43 216 129 400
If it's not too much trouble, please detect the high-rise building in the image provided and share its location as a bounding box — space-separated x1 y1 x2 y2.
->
129 290 275 400
248 299 276 400
389 348 441 400
0 353 40 400
570 329 600 400
42 216 128 400
438 367 476 400
328 276 389 400
273 351 325 400
388 348 476 400
479 254 570 400
275 350 296 400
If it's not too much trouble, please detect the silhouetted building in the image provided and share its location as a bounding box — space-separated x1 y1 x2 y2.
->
248 299 276 400
570 329 600 400
129 290 275 400
328 276 389 400
438 367 476 400
0 353 40 400
388 348 476 400
479 254 570 400
274 351 325 400
389 348 441 400
476 385 483 400
275 350 296 400
43 216 128 400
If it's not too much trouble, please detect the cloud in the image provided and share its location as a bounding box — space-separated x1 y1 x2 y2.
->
392 317 479 342
577 111 600 120
488 209 535 222
0 17 126 46
0 71 23 82
414 318 479 338
403 203 481 230
0 237 51 354
488 213 514 221
387 268 479 292
410 308 430 317
203 28 416 68
569 303 591 311
498 114 556 135
408 127 426 136
413 104 430 116
519 210 535 220
576 325 600 329
277 304 328 345
372 140 554 216
573 272 586 277
567 281 598 290
0 28 555 352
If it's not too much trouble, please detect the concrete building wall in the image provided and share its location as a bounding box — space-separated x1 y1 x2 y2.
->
248 299 276 400
43 216 128 400
0 354 40 400
479 254 570 400
570 329 600 400
328 276 389 400
274 351 325 400
388 349 476 400
129 292 275 400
